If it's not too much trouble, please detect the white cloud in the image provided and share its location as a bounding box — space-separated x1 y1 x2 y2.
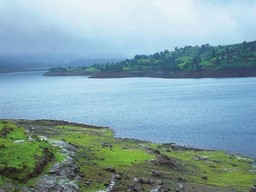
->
0 0 256 58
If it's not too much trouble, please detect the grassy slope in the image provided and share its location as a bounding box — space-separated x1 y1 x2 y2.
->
0 121 63 187
0 120 255 191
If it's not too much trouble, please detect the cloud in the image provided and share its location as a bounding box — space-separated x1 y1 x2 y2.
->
0 0 256 59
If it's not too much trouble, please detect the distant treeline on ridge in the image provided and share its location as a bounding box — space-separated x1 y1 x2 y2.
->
49 40 256 75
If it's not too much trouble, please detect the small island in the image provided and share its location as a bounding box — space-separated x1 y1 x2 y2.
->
44 40 256 78
0 119 255 191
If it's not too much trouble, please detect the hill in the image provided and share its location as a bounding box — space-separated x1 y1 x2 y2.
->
45 40 256 78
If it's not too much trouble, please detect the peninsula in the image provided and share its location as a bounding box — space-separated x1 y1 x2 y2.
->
44 40 256 78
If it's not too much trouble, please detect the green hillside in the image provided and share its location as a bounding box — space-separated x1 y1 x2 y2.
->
48 40 256 76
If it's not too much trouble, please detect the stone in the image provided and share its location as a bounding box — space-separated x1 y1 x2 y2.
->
103 167 116 173
114 174 122 180
250 185 256 192
194 156 208 161
151 171 161 177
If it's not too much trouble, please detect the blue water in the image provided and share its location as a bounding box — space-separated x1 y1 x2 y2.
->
0 71 256 157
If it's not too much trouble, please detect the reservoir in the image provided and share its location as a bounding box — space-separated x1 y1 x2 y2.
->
0 71 255 158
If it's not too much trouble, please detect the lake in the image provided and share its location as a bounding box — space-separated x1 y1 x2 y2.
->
0 71 256 158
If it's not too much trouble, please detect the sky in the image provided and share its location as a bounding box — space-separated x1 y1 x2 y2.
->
0 0 256 60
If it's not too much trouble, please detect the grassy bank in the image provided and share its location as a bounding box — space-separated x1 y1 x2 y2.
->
0 119 255 191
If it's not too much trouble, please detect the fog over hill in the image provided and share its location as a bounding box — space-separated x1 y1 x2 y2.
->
0 0 256 71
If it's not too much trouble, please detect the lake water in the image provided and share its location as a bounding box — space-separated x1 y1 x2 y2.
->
0 71 256 158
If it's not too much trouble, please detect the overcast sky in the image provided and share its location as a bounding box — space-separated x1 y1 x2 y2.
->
0 0 256 59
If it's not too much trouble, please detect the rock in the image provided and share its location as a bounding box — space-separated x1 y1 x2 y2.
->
157 180 163 185
138 179 154 185
151 188 160 192
84 181 91 186
212 160 221 163
138 179 144 184
148 148 161 155
114 174 122 180
146 179 154 185
154 154 177 169
128 186 139 192
178 177 184 181
151 171 161 177
103 167 116 173
250 185 256 192
194 156 208 161
14 140 25 144
79 172 85 177
35 175 63 191
175 183 185 191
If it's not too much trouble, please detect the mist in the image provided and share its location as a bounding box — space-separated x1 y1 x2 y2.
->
1 0 256 62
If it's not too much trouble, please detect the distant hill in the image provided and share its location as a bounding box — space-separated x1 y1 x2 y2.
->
0 54 121 73
46 40 256 78
67 58 121 67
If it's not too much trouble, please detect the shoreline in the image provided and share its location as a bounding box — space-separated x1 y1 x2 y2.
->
5 118 254 159
43 67 256 78
1 119 255 191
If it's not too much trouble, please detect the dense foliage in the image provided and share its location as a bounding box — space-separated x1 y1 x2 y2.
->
49 40 256 73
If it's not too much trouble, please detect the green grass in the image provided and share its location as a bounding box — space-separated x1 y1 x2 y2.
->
164 150 256 190
0 121 63 187
1 120 255 191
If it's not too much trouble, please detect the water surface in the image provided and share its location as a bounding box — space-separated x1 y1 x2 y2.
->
0 71 255 157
